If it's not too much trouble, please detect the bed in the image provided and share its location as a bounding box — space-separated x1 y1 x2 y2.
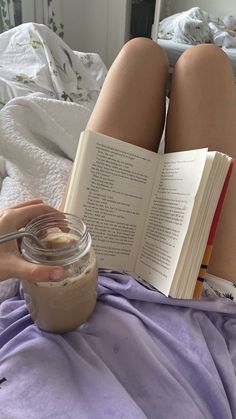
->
155 6 236 81
0 23 236 419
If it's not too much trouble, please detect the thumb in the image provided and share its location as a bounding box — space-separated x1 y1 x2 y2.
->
12 258 64 283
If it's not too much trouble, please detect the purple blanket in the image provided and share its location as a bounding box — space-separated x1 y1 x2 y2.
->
0 272 236 419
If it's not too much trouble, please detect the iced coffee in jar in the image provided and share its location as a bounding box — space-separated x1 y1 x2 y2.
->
21 213 98 333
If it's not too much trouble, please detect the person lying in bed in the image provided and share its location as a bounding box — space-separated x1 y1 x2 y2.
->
0 36 236 419
0 199 64 283
0 38 236 296
83 37 236 296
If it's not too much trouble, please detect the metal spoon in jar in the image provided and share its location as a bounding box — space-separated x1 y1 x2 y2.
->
0 231 45 248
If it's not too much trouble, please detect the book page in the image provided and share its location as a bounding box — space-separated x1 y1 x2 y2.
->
65 131 159 271
135 148 208 295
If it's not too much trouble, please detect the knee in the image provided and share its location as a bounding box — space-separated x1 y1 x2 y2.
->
119 37 168 73
176 44 232 75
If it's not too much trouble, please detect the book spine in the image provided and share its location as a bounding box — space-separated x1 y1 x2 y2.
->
193 159 234 299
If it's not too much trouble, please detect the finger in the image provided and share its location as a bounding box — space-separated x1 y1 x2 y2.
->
8 199 44 210
9 257 64 283
10 204 63 230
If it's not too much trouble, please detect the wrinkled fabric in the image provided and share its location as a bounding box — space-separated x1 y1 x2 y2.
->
0 272 235 419
158 6 236 48
0 23 107 304
0 22 107 109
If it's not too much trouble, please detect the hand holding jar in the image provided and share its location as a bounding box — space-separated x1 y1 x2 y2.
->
0 199 64 283
21 211 98 333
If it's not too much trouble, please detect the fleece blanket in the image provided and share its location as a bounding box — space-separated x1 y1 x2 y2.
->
0 23 236 419
0 273 236 419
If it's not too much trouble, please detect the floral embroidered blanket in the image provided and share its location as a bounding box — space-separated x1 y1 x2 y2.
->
0 22 107 110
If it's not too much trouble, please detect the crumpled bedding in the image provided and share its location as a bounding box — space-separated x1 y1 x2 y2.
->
0 22 108 210
0 22 106 302
0 273 236 419
0 22 107 110
158 7 236 49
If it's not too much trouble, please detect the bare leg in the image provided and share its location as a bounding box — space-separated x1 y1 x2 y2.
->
165 44 236 281
60 38 168 211
87 37 168 151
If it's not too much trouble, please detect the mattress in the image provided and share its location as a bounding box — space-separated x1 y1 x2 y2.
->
158 38 236 77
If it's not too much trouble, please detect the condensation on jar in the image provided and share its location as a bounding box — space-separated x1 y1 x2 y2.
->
21 212 98 333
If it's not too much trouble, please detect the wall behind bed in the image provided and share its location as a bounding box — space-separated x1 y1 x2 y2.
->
22 0 132 69
61 0 131 68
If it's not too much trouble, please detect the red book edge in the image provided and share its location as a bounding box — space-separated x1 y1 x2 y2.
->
193 158 235 299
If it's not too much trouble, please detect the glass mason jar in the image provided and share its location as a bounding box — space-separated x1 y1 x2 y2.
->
21 213 98 334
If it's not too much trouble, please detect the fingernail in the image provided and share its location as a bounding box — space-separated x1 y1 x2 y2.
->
50 269 64 281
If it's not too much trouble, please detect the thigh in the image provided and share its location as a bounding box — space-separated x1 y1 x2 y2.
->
165 44 236 281
165 44 236 153
87 38 169 151
60 39 169 211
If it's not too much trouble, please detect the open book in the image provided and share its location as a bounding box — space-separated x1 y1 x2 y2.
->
64 130 233 299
